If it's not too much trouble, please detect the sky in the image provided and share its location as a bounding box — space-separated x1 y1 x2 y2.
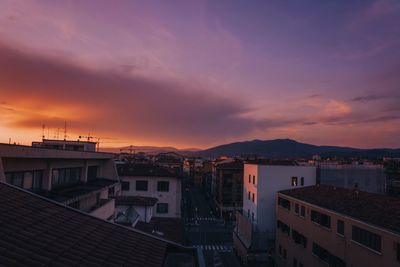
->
0 0 400 149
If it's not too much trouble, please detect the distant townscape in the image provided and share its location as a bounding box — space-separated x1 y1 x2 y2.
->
0 138 399 266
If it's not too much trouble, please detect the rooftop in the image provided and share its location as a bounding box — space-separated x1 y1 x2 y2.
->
118 163 182 178
135 217 184 244
279 185 400 235
216 160 244 169
115 196 158 207
0 182 198 266
37 178 119 205
245 159 298 166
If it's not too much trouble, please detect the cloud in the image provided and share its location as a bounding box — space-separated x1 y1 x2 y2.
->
351 94 386 102
0 43 274 146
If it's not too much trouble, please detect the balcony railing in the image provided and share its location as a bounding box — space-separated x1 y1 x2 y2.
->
89 198 115 220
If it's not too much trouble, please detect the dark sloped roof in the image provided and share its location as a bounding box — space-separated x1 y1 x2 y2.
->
279 185 400 235
0 182 196 267
115 196 158 206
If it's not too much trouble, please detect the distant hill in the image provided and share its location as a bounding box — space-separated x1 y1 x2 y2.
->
100 145 200 155
194 139 400 159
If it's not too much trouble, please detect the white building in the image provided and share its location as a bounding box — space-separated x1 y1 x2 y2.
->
118 164 182 218
234 161 316 265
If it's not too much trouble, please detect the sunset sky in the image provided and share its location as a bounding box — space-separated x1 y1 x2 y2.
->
1 0 400 149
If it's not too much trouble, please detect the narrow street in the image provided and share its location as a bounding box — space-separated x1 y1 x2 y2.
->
184 187 241 267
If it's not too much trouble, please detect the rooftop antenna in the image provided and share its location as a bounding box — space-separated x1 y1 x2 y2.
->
64 121 67 140
42 124 45 141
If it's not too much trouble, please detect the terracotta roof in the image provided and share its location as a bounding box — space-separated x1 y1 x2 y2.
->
135 217 184 244
279 185 400 235
115 196 158 206
0 182 197 266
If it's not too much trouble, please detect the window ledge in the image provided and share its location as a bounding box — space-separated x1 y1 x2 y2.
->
312 222 331 232
350 240 382 256
336 233 345 239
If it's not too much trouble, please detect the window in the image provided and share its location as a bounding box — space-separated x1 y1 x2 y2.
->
293 258 297 267
251 212 254 221
157 181 170 192
121 181 130 191
252 175 255 185
87 166 98 181
277 220 290 236
247 209 250 218
291 176 298 186
248 174 251 183
300 206 306 217
283 249 287 259
295 203 299 214
300 177 304 186
292 229 308 248
337 220 344 236
299 263 304 267
352 225 381 252
278 197 291 210
52 167 81 188
311 210 331 228
397 243 400 262
313 242 346 267
279 245 282 255
248 191 251 200
156 203 169 213
252 193 255 203
312 243 329 263
5 172 23 187
136 180 148 191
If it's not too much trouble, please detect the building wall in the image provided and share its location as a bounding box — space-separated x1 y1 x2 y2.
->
276 193 400 267
120 176 181 218
319 164 386 194
215 167 243 212
243 164 316 233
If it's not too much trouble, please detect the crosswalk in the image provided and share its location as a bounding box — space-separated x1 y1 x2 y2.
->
185 217 222 222
192 244 233 252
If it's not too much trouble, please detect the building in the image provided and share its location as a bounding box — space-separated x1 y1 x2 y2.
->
117 163 183 218
318 162 386 194
153 152 184 171
0 181 202 267
0 143 120 220
32 138 97 152
214 160 244 218
276 185 400 267
234 161 316 265
114 195 158 225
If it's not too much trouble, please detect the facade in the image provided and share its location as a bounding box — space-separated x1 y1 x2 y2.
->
215 160 244 218
234 161 316 265
276 185 400 267
32 139 97 152
0 182 201 267
0 143 120 220
118 163 182 218
318 162 386 194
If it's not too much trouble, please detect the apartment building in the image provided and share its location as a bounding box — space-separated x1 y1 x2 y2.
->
0 143 120 220
215 160 244 218
276 185 400 267
117 163 182 218
234 161 316 265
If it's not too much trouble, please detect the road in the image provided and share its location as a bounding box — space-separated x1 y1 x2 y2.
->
184 187 241 267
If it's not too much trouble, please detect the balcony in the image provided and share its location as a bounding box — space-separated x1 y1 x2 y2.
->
89 198 115 220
